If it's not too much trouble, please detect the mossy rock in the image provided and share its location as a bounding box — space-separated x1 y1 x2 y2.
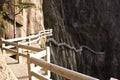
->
0 13 8 28
1 0 23 26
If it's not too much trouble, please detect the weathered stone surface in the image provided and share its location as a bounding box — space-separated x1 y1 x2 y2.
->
23 0 44 36
44 0 120 80
0 54 17 80
0 0 44 38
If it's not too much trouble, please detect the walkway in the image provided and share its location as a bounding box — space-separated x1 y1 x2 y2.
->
6 56 28 80
5 47 47 80
3 42 42 80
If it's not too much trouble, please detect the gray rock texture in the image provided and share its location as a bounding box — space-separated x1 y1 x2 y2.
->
44 0 120 80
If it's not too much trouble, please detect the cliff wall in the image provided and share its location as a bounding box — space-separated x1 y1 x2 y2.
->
44 0 120 80
0 0 44 38
0 0 120 80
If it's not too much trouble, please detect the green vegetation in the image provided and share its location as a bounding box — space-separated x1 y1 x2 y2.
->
43 0 56 28
0 3 8 38
0 0 36 38
0 12 8 34
15 0 36 15
16 0 35 9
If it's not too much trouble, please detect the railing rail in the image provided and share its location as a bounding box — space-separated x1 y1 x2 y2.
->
4 29 52 42
1 29 52 63
0 29 118 80
46 38 104 55
1 38 46 54
29 56 98 80
0 29 52 80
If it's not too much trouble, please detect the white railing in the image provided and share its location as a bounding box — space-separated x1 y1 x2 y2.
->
0 29 110 80
28 54 99 80
1 29 52 54
0 29 52 80
5 29 52 42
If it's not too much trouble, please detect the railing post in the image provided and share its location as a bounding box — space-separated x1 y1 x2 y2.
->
27 53 31 80
28 36 31 53
1 38 6 55
28 36 31 46
17 42 22 63
80 47 83 55
47 46 51 78
43 46 51 78
38 32 41 47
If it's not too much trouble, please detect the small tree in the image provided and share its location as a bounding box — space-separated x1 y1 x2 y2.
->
14 0 35 38
0 0 35 38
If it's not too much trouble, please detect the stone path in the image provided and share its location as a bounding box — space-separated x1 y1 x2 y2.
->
6 56 29 80
0 53 18 80
0 43 44 80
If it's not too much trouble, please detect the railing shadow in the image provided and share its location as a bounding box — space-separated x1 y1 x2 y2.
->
17 76 28 79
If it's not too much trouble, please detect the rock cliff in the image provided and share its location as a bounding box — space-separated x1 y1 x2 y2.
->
0 0 44 38
0 0 120 80
44 0 120 80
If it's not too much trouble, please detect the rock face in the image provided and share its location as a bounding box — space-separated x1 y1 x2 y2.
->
0 0 44 38
44 0 120 80
1 0 120 80
22 0 44 36
0 54 17 80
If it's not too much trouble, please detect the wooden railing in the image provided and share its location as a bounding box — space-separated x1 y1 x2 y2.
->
0 29 100 80
27 47 51 80
28 54 99 80
1 29 52 54
1 39 51 79
1 29 52 63
4 29 52 42
0 29 52 79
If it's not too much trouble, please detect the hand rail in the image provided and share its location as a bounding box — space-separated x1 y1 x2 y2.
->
0 29 52 56
29 56 99 80
80 45 104 55
18 43 45 52
1 40 45 52
46 38 104 55
4 29 52 42
0 29 51 80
